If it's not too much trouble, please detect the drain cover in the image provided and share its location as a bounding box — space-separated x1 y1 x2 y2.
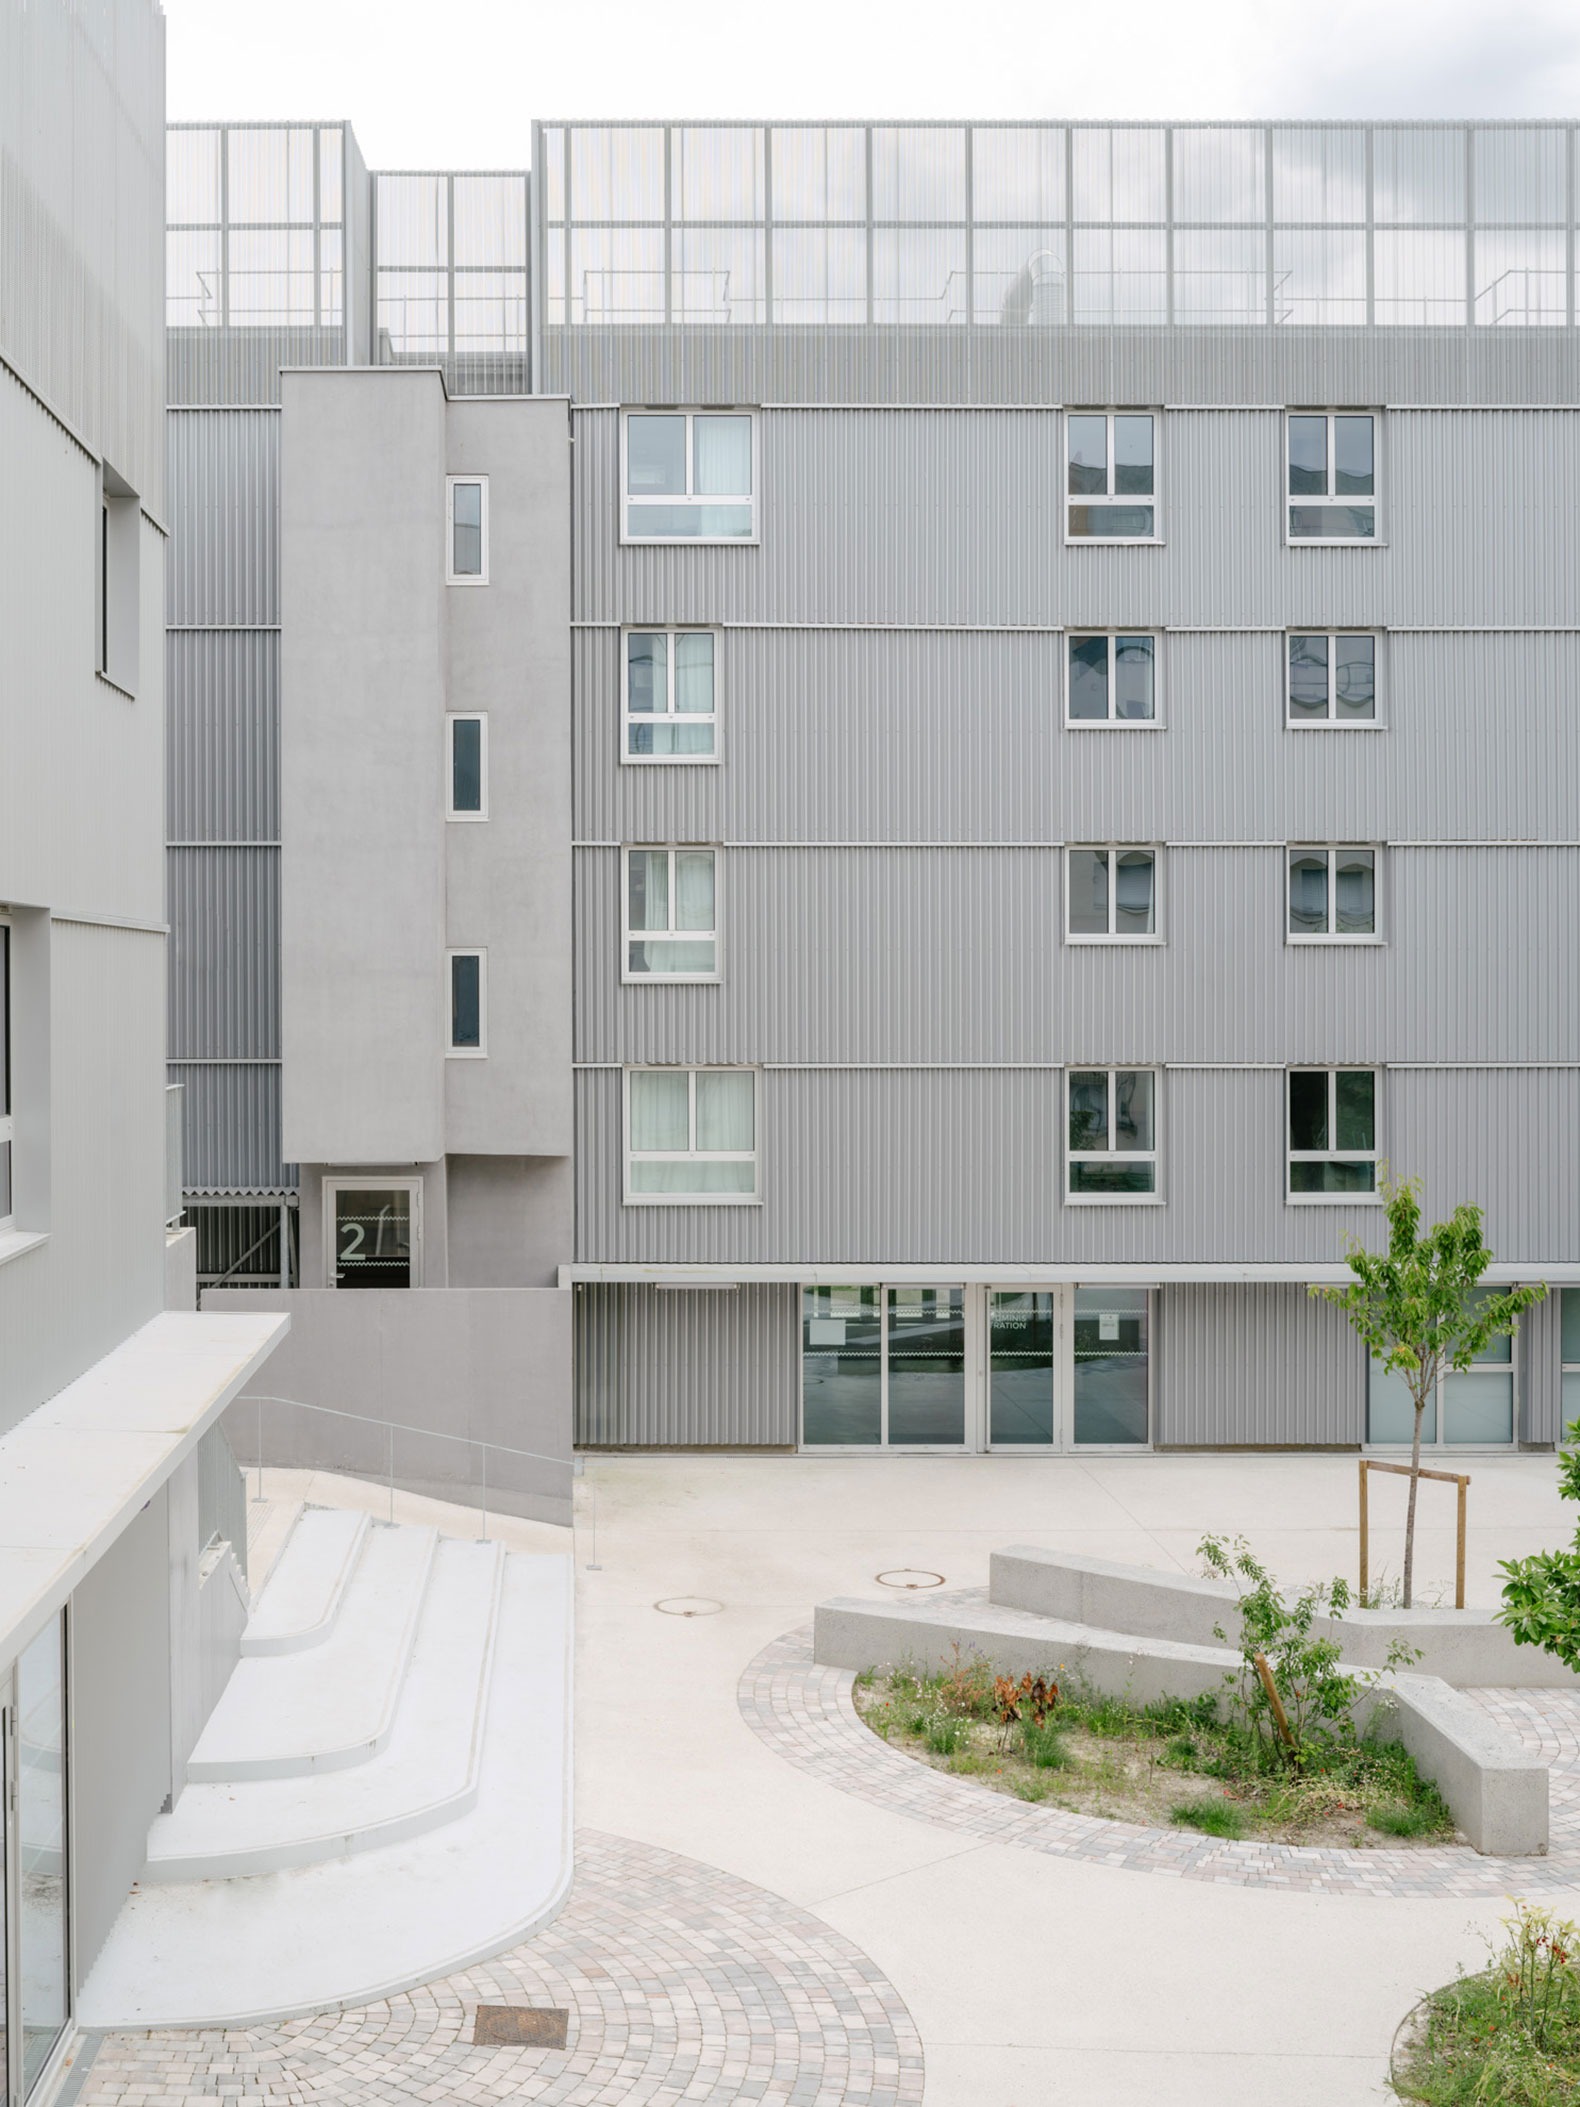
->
654 1595 724 1617
473 2005 570 2048
876 1569 945 1590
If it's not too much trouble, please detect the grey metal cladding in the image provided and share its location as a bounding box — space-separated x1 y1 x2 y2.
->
574 1065 1579 1267
1519 1292 1566 1445
167 410 281 627
1153 1285 1366 1446
573 1282 798 1445
575 845 1579 1068
167 631 280 840
543 324 1580 413
166 847 280 1059
572 406 1580 631
178 1063 291 1194
578 627 1580 846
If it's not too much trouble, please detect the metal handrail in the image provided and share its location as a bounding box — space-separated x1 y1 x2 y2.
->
239 1393 581 1548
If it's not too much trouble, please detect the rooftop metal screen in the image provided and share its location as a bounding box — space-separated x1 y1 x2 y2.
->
536 121 1580 332
374 170 531 393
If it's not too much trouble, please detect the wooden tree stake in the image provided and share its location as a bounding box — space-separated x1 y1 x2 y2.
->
1253 1651 1297 1760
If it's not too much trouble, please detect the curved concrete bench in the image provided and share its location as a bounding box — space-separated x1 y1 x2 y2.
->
989 1546 1580 1691
812 1585 1548 1857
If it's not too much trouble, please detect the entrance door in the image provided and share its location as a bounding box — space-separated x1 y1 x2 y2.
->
325 1180 421 1289
987 1287 1150 1449
801 1286 968 1448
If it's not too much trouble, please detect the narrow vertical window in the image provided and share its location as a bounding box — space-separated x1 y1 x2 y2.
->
1287 412 1376 540
447 949 486 1055
446 714 488 818
446 475 489 582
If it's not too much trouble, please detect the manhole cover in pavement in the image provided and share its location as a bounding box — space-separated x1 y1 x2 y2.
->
876 1569 945 1590
654 1596 724 1617
473 2005 570 2048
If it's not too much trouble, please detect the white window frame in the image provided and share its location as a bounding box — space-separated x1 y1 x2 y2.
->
1285 410 1379 546
622 846 721 984
1286 1066 1380 1204
1286 844 1382 945
1285 631 1382 730
1064 410 1161 546
622 627 720 766
623 1066 760 1206
0 918 12 1233
620 409 760 546
445 713 489 820
1065 846 1162 945
446 474 489 584
1367 1336 1518 1451
446 947 487 1058
323 1175 424 1289
1562 1289 1580 1423
1064 631 1163 729
1065 1066 1163 1206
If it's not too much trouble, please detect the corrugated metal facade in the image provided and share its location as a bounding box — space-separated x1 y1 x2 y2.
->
574 1282 799 1445
1154 1284 1367 1446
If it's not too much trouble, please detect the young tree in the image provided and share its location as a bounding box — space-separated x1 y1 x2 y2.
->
1310 1172 1545 1607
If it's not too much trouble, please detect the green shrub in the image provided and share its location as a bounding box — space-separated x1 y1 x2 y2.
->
923 1711 967 1756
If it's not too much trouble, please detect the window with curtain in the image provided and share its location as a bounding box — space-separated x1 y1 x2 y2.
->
623 847 718 978
1287 846 1378 940
624 410 755 540
625 630 717 760
627 1068 757 1200
1066 847 1159 940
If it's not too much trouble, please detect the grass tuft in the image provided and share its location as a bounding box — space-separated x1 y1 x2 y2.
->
1170 1797 1247 1841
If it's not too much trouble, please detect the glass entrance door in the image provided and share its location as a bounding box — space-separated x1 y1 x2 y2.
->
801 1286 966 1447
988 1287 1150 1449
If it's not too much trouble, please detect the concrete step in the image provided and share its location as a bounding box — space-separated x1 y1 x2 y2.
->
145 1538 505 1881
242 1506 371 1656
78 1551 573 2029
187 1522 438 1781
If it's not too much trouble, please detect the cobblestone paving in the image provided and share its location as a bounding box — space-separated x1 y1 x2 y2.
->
77 1830 925 2106
740 1623 1580 1900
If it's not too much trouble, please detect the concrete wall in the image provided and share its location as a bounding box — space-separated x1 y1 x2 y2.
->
448 1156 574 1289
166 1226 198 1310
280 369 448 1165
71 1489 173 1982
207 1285 574 1525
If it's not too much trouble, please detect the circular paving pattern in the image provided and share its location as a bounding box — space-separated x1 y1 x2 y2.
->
76 1829 925 2107
738 1622 1580 1900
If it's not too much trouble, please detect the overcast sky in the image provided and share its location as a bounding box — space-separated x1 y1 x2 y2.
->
165 0 1580 168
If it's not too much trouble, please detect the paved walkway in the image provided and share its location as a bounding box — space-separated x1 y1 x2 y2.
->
75 1829 924 2106
740 1617 1580 1898
70 1454 1580 2105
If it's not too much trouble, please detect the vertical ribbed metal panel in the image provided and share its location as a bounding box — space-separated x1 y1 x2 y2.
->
1155 1285 1365 1446
577 1064 1579 1268
573 405 1580 630
574 1282 798 1444
1518 1291 1565 1446
1 0 165 495
167 630 279 839
166 846 279 1059
575 844 1580 1069
178 1063 290 1193
166 410 280 626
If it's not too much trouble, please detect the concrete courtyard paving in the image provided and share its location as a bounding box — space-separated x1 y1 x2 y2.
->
74 1450 1580 2104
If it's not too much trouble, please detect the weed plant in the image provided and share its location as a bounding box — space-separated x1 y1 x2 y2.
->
1393 1903 1580 2103
857 1651 1453 1846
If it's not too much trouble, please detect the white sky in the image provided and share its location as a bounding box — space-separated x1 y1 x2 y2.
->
165 0 1580 170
